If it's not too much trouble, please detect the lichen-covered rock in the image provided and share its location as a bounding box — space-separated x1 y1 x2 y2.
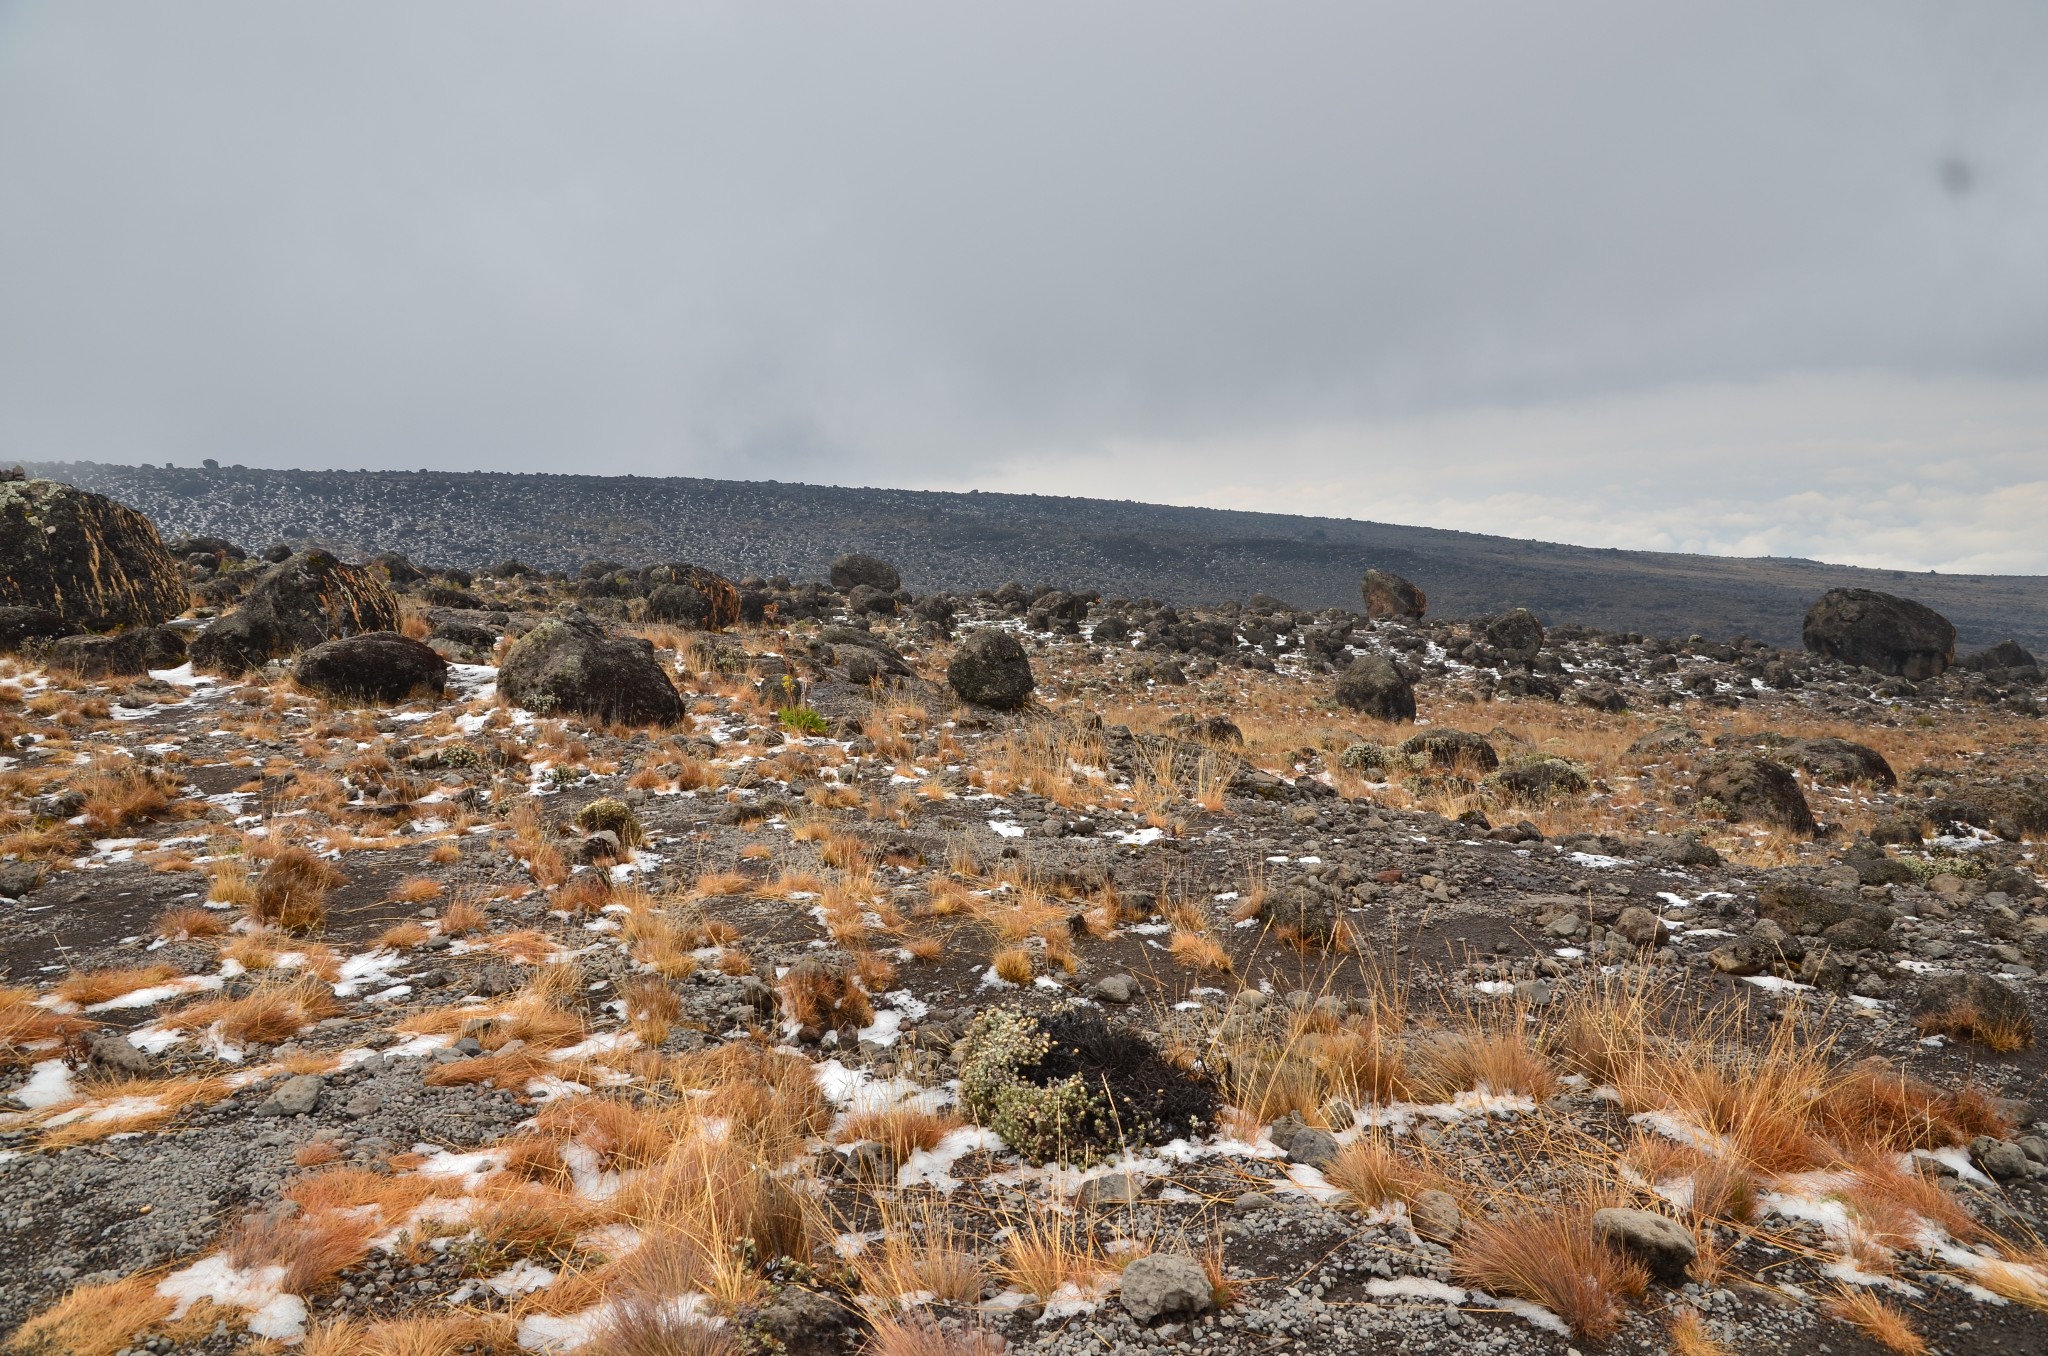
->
1333 655 1414 722
644 562 740 629
1398 728 1498 772
829 553 901 593
1484 607 1545 664
1694 752 1816 836
38 626 186 678
497 608 684 725
1360 568 1426 620
190 550 401 674
1487 756 1591 804
1119 1253 1215 1323
1802 588 1955 679
0 605 74 652
0 478 187 631
948 630 1035 709
292 631 448 703
1783 737 1896 788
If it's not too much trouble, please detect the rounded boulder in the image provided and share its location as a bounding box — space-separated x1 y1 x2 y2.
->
1334 654 1415 722
948 630 1035 709
294 631 449 704
498 609 684 725
1360 568 1427 621
829 553 901 593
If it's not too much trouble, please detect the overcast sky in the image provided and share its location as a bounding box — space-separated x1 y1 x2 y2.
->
3 3 2046 572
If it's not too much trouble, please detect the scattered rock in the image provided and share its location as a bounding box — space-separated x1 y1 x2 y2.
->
1090 973 1138 1004
1408 1189 1462 1244
260 1074 324 1117
192 549 401 673
1285 1126 1340 1169
829 553 902 593
1694 752 1816 836
1484 608 1545 664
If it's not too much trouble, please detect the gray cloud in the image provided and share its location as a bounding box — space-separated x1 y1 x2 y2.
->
2 2 2046 565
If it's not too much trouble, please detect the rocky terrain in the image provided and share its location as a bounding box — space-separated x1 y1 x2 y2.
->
3 471 2048 1356
25 461 2048 654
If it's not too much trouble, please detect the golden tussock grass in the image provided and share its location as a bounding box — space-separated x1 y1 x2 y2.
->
847 1196 988 1308
989 944 1035 985
207 855 257 908
836 1103 963 1159
252 846 345 930
1323 1135 1422 1208
299 1313 520 1356
53 963 181 1008
1453 1207 1648 1341
440 899 488 936
77 762 173 834
689 870 752 900
1824 1286 1926 1354
998 1209 1109 1301
555 872 612 915
427 840 462 865
378 921 431 949
35 1074 230 1147
154 905 227 940
392 875 445 904
1913 996 2034 1053
780 959 874 1032
863 1318 1008 1356
1669 1309 1733 1356
1168 930 1233 974
2 1275 175 1356
169 974 340 1045
1407 1023 1556 1103
621 975 682 1045
226 1204 379 1294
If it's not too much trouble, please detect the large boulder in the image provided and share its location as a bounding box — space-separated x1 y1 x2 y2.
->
498 609 683 725
644 563 740 630
0 605 76 653
1119 1254 1215 1324
829 553 901 594
1802 588 1955 679
1484 608 1545 664
948 630 1035 709
0 477 187 631
190 550 401 674
1694 753 1816 836
1334 655 1415 722
1398 729 1498 771
39 627 186 679
1360 569 1426 621
294 631 448 704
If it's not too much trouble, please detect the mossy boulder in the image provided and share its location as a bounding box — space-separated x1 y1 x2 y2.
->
498 608 684 725
0 477 187 632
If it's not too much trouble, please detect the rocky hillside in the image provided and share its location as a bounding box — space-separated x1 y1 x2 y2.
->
27 460 2048 653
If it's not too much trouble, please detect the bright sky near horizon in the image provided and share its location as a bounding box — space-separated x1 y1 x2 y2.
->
3 3 2046 571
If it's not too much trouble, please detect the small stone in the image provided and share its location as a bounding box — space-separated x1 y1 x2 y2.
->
1971 1136 2031 1181
1120 1253 1216 1324
1286 1126 1340 1169
1091 973 1138 1004
1591 1207 1696 1284
262 1074 324 1118
1078 1172 1144 1208
1408 1189 1461 1243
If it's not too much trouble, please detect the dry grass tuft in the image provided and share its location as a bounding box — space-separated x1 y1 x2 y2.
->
1168 930 1233 974
392 875 445 904
3 1275 174 1356
998 1210 1109 1302
1453 1209 1647 1341
1914 997 2034 1053
621 975 682 1046
154 906 227 941
168 973 340 1045
864 1317 1008 1356
54 963 180 1008
1669 1309 1732 1356
837 1103 963 1159
779 959 873 1032
1323 1135 1419 1208
301 1314 520 1356
0 986 87 1067
1824 1286 1927 1354
440 899 488 936
226 1204 379 1293
253 846 345 930
990 944 1035 985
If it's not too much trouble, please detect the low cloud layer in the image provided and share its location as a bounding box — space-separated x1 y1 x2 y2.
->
2 3 2045 568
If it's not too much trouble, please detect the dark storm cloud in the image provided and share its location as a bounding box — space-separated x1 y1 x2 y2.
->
2 2 2046 566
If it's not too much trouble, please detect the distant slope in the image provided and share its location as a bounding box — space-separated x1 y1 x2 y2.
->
23 460 2048 652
